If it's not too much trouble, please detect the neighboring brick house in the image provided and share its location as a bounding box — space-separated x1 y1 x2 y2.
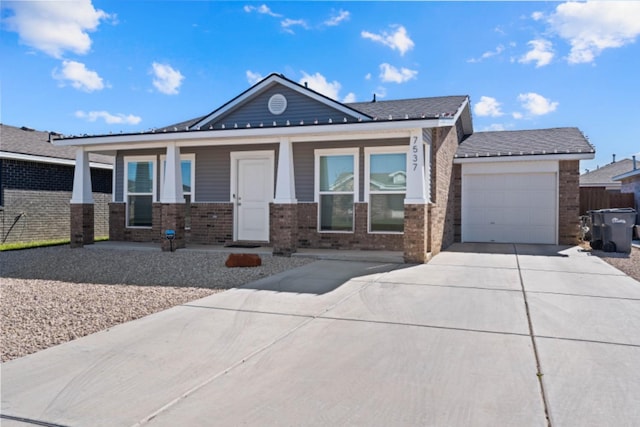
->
0 124 112 244
579 158 636 214
53 73 594 262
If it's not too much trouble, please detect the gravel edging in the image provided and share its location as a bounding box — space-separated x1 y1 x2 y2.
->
588 245 640 282
1 246 313 362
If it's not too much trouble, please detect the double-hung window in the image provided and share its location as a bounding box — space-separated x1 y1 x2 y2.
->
315 148 359 232
160 153 195 229
125 156 156 227
365 147 407 233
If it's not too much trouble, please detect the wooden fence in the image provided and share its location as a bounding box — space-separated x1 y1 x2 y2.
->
580 187 635 215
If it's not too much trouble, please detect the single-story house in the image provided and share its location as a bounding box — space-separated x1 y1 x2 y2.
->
53 73 594 262
613 155 640 226
0 124 112 244
579 158 636 214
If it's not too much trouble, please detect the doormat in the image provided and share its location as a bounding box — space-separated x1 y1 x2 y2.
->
225 243 261 248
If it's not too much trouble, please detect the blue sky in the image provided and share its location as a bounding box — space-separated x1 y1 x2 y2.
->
2 1 640 172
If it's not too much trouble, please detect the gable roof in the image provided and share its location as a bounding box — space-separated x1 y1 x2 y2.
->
1 124 112 166
65 73 472 144
581 158 634 187
455 127 595 161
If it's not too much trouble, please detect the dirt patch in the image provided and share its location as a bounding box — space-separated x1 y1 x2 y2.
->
580 242 640 282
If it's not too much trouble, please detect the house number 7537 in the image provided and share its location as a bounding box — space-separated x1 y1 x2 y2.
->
411 136 419 171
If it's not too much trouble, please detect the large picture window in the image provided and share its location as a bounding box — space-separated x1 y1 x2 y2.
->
315 148 358 232
365 148 407 233
125 156 156 227
161 154 195 229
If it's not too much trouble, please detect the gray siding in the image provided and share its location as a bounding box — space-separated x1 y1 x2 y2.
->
292 138 409 202
115 145 278 204
204 84 359 129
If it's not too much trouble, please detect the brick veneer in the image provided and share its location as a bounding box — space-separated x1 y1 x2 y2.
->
403 204 429 263
0 189 109 244
160 203 185 251
70 204 94 248
558 160 580 245
189 203 234 245
428 126 459 256
270 203 298 255
453 163 462 242
297 202 403 250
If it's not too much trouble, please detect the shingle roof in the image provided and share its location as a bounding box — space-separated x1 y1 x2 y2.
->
1 124 112 164
456 127 594 159
346 96 468 120
580 158 634 186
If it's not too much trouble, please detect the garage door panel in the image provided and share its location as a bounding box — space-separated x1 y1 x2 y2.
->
463 171 557 244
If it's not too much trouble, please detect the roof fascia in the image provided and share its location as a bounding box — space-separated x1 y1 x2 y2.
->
454 97 473 135
454 152 595 164
0 151 113 169
612 168 640 181
53 118 453 149
191 74 371 130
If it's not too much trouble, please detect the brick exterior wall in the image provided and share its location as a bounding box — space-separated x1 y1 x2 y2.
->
1 189 109 244
558 160 581 245
160 203 185 251
428 126 460 256
296 202 403 250
403 204 429 263
189 203 234 244
70 204 94 247
453 163 462 242
270 203 298 255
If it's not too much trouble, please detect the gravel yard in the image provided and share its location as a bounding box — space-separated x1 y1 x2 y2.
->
587 245 640 282
1 246 312 362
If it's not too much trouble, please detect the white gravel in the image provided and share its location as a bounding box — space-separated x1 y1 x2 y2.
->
1 246 313 362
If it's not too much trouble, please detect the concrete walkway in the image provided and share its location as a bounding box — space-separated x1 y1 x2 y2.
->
2 244 639 426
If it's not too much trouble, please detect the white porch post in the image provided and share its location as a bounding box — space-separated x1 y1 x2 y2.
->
405 129 430 204
161 143 184 203
274 137 297 203
71 148 94 204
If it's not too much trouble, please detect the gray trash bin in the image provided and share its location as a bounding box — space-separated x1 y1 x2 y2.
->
588 210 606 250
597 208 637 253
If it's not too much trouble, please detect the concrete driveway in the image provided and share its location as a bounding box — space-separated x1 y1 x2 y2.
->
2 243 639 426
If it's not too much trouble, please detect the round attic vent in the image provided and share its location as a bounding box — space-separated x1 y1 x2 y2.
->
268 93 287 115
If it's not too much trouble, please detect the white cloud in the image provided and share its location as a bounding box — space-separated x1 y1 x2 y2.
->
4 0 112 58
375 86 387 99
519 39 554 67
325 10 350 26
518 92 558 115
52 60 105 92
512 112 524 119
379 63 417 83
467 44 505 63
246 70 263 85
531 11 545 21
547 1 640 64
361 25 414 56
343 92 356 103
365 73 372 80
299 71 341 100
474 96 504 117
243 4 281 17
151 62 184 95
281 18 309 34
484 124 506 131
75 110 141 125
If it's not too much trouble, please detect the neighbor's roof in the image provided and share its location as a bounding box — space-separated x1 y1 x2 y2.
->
347 96 468 120
456 127 595 159
0 124 112 165
581 158 634 186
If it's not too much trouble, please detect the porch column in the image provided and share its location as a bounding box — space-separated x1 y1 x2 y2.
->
272 137 298 256
161 143 185 251
70 148 94 248
404 129 430 263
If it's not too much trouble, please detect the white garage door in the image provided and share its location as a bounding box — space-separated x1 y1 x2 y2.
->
462 171 557 244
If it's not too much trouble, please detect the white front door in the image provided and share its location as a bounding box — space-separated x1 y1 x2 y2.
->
233 153 274 241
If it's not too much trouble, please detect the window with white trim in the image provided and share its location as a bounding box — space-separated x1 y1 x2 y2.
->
315 148 359 232
125 156 156 227
365 147 407 233
160 153 195 229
